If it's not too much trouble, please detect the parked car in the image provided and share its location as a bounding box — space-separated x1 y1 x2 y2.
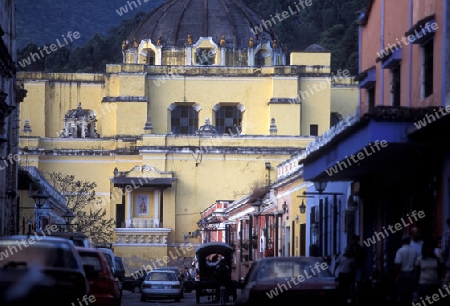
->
47 232 93 248
114 256 125 299
98 248 122 302
153 266 184 297
123 275 145 293
141 269 183 302
98 248 117 275
235 256 339 306
0 235 89 306
76 247 121 306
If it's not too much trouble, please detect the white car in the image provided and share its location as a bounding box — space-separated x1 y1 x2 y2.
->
141 270 182 302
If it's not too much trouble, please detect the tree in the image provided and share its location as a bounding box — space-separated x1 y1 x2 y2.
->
45 172 115 244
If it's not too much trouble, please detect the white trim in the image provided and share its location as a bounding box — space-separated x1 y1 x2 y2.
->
32 159 143 163
271 77 299 80
115 228 171 233
114 243 169 247
300 77 330 82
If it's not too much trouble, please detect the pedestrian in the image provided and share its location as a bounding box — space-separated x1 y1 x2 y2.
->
183 266 192 280
410 226 424 256
414 240 442 302
434 237 444 264
190 262 196 280
394 235 418 306
349 235 367 303
441 218 450 301
334 248 355 305
410 226 424 302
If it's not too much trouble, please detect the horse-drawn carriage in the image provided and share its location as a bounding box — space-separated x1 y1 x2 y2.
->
194 242 238 304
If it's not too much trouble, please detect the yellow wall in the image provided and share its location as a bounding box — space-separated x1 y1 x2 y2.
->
290 52 331 67
16 61 357 268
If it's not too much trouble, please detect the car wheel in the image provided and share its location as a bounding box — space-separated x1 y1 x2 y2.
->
175 295 181 302
140 294 146 302
181 291 184 298
133 285 141 293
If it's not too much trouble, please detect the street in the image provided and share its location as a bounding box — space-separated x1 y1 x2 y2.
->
122 290 237 306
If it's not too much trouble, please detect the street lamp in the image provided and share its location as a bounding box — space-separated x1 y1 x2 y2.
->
265 162 271 185
299 200 306 214
252 198 263 214
63 211 74 231
63 211 75 224
282 201 288 214
31 189 50 208
314 181 328 193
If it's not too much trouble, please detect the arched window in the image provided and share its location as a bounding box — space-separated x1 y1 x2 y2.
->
215 105 242 135
255 50 264 66
171 105 199 134
195 48 215 65
330 112 343 128
146 49 155 65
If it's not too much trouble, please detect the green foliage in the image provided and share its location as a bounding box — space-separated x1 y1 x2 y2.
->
45 172 115 245
243 0 368 74
17 0 368 74
17 11 147 73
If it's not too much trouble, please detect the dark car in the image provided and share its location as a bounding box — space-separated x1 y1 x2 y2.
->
77 247 121 306
0 235 90 306
114 256 125 298
123 275 145 293
235 256 339 306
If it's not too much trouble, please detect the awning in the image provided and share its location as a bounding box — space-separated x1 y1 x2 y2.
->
302 106 437 181
380 48 402 69
405 14 436 45
355 67 376 89
111 176 175 188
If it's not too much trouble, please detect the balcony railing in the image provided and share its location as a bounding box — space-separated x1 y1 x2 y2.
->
114 227 171 245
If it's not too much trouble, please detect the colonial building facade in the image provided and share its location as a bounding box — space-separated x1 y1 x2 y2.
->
17 0 358 272
302 0 448 283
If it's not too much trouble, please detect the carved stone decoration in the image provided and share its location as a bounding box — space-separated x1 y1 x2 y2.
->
61 102 99 138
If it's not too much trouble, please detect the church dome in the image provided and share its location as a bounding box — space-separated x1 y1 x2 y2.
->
304 44 326 52
128 0 279 49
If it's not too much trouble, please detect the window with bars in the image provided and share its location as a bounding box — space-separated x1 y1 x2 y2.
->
422 39 433 99
170 105 198 135
215 105 242 135
367 86 375 112
310 124 318 136
391 64 401 106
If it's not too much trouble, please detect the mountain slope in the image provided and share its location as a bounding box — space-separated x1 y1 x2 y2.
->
16 0 167 48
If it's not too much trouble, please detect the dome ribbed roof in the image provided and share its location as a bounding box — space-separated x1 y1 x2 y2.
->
128 0 279 49
304 44 326 52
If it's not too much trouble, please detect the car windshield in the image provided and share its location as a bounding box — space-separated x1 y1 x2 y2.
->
146 272 177 281
101 252 113 268
78 252 103 272
256 260 331 280
0 240 79 269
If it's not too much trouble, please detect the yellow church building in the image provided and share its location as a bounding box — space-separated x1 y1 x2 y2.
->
17 0 357 272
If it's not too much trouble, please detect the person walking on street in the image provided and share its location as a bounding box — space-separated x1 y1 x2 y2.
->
414 240 442 302
410 227 424 256
441 218 450 302
395 235 418 306
350 235 367 303
410 227 424 303
334 248 355 305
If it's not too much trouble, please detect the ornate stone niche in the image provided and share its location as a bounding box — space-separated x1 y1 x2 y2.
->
60 102 99 138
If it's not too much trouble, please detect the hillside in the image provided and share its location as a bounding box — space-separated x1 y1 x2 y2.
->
16 0 368 74
16 0 167 48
